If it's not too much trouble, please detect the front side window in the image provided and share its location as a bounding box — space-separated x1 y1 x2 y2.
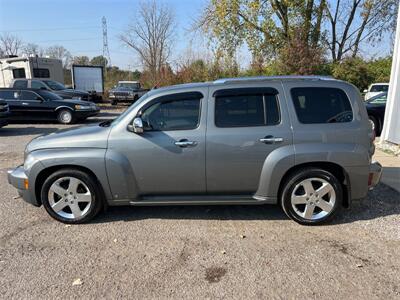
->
33 68 50 78
291 87 353 124
12 68 26 79
37 90 63 100
215 94 280 127
18 91 41 101
31 80 47 89
141 97 201 131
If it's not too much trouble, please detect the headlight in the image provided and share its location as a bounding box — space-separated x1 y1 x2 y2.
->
72 96 82 100
75 105 92 110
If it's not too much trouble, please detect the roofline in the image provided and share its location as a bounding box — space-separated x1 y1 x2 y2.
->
213 75 337 84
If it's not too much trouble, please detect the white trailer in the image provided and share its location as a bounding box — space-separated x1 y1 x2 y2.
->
0 56 64 88
71 65 104 100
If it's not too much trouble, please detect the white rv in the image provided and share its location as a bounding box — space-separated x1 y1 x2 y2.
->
0 56 64 88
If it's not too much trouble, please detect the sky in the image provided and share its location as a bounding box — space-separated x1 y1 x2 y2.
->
0 0 395 70
0 0 208 69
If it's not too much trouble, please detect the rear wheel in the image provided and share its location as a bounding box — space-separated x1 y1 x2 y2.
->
41 169 103 224
57 109 74 124
368 115 379 136
281 168 342 225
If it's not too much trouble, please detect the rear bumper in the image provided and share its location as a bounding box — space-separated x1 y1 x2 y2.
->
368 161 382 190
7 166 40 206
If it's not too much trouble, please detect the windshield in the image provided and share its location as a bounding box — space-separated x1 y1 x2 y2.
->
43 80 66 91
368 93 387 104
110 92 151 126
117 82 140 89
370 85 388 93
37 90 64 100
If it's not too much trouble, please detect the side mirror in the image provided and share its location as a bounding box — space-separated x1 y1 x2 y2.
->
127 117 144 133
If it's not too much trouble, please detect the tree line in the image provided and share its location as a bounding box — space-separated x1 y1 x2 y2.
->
0 0 398 91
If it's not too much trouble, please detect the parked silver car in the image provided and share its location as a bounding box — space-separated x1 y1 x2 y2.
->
8 76 382 225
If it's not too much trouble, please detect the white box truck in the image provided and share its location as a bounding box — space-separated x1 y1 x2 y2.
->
71 65 104 101
0 56 64 88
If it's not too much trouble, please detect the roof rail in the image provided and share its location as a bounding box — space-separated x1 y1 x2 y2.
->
213 75 335 84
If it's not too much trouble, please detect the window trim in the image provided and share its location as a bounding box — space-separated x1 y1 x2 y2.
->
213 90 281 128
136 91 204 132
290 87 354 125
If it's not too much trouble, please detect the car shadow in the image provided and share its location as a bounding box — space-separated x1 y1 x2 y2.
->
0 126 59 136
92 183 400 225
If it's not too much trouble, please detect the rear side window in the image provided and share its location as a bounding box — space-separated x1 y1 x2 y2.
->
0 90 17 99
291 87 353 124
12 68 26 79
370 85 388 92
215 94 280 127
19 91 40 101
33 68 50 78
13 80 28 88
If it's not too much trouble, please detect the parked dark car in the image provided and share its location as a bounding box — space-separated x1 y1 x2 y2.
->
108 81 148 105
0 99 10 127
0 88 99 124
365 92 387 135
10 79 94 102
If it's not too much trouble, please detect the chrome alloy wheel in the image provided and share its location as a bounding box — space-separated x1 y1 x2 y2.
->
291 178 336 221
60 110 72 123
48 177 92 219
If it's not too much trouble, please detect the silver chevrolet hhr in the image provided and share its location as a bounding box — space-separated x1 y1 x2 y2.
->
8 76 382 225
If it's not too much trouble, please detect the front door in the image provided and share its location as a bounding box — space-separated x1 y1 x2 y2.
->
108 90 207 197
17 90 51 120
206 85 293 194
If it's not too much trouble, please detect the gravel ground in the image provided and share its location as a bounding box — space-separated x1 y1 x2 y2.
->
0 107 399 299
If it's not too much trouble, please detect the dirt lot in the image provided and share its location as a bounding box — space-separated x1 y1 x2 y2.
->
0 107 399 299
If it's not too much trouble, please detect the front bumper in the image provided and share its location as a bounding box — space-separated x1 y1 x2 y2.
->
368 161 383 190
7 166 39 206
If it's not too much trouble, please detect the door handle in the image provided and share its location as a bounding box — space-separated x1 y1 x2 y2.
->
21 102 29 105
174 139 198 148
259 135 284 144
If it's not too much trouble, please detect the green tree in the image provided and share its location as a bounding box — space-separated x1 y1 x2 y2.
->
90 55 108 67
332 57 373 90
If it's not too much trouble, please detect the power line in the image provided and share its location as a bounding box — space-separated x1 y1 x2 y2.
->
30 37 101 43
0 25 100 33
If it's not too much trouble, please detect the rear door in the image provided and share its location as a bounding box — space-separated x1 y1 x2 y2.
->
206 84 293 194
0 90 22 119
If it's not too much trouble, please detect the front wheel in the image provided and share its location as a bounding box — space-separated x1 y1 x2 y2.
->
57 109 74 124
281 168 342 225
41 169 103 224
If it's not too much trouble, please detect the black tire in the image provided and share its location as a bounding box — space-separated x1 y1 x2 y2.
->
57 109 75 124
41 169 103 224
281 168 342 225
368 115 379 136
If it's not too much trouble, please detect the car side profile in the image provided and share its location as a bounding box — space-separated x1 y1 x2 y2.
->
10 79 92 101
8 76 382 225
0 88 99 124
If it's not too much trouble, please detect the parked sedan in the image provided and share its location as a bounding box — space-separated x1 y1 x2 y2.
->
0 88 99 124
0 99 10 127
10 79 93 102
365 92 387 135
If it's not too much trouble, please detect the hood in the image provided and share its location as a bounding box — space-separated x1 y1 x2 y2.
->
56 89 89 97
25 124 111 153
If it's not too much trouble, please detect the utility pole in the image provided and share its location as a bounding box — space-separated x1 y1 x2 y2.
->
102 16 111 70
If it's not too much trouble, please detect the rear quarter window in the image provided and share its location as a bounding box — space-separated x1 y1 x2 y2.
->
291 87 353 124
